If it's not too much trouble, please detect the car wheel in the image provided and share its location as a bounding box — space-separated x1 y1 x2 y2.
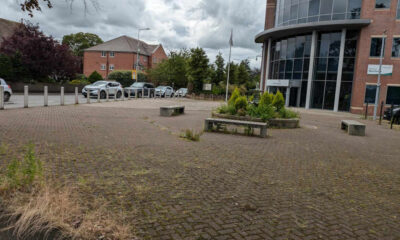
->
4 92 10 102
116 91 122 99
100 91 106 99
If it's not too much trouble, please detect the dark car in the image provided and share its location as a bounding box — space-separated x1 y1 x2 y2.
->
384 106 400 123
124 82 155 98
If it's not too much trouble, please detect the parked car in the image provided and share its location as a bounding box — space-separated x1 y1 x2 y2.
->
124 82 155 98
155 86 174 98
175 88 188 97
82 81 123 99
0 78 12 102
384 105 400 122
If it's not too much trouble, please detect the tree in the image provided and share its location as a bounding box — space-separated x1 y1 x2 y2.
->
237 60 250 85
88 71 103 83
62 32 103 57
226 62 239 85
187 48 209 93
19 0 98 17
0 22 80 81
213 52 225 85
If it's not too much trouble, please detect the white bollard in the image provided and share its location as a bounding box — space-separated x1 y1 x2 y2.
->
128 89 131 100
87 90 91 104
60 87 65 106
122 89 125 101
114 91 118 101
97 90 100 103
44 86 48 107
135 89 138 99
24 86 28 108
106 89 109 101
142 89 144 99
75 87 79 104
0 86 4 110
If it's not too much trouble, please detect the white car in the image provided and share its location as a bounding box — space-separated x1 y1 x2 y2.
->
82 81 123 99
0 78 12 102
155 86 174 98
175 88 188 97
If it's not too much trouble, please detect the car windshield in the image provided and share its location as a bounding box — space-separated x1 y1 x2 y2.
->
179 88 187 91
132 82 144 88
157 86 167 90
92 81 107 86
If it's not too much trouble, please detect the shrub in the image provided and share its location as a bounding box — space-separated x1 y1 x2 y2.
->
234 96 248 111
272 91 285 111
248 104 276 121
278 108 299 119
88 71 103 83
259 92 273 107
212 85 224 95
69 79 90 85
218 104 236 115
248 95 254 102
75 73 87 80
228 88 241 106
108 70 133 87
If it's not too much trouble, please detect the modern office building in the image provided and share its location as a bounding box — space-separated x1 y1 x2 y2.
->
256 0 400 114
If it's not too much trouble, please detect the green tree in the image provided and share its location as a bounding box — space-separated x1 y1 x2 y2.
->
62 32 103 57
187 48 209 93
237 60 250 85
226 62 239 85
272 91 285 111
213 52 225 85
88 71 103 83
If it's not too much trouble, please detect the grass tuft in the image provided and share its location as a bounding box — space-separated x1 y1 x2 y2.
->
180 129 202 142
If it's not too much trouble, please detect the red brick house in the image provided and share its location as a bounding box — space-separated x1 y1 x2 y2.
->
83 35 168 78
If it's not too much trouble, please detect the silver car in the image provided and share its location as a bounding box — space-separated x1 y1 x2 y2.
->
155 86 174 98
0 78 12 102
175 88 188 97
82 81 123 99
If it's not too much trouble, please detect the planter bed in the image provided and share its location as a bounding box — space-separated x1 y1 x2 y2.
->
212 112 300 129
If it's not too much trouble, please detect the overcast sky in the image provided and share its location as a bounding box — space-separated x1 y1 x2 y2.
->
1 0 266 68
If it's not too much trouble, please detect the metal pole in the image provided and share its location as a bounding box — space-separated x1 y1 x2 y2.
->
24 86 28 108
136 30 140 82
373 33 386 120
225 44 232 102
379 101 384 125
44 86 48 107
0 86 4 110
61 87 65 106
75 87 79 104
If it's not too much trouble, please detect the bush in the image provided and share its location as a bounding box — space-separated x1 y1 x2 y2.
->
212 85 225 95
248 95 254 102
278 108 299 119
75 73 87 80
108 70 133 87
247 104 276 121
272 91 285 111
88 71 103 83
217 104 236 115
259 92 273 107
228 88 241 106
69 79 90 85
234 96 248 111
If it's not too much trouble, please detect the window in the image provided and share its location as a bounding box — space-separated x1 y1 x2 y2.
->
375 0 391 8
365 85 377 103
109 64 114 71
110 52 115 57
392 38 400 57
397 0 400 19
101 64 106 70
370 37 386 57
101 51 106 57
386 86 400 104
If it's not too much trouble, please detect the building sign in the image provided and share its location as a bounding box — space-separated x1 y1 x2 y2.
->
203 83 212 91
367 65 393 76
266 79 290 87
132 70 137 80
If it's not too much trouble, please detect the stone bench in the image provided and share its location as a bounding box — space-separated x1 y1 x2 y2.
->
204 118 268 138
160 106 185 117
341 120 366 136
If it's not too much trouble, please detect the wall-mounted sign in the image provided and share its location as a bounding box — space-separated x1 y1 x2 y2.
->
367 65 393 76
203 83 212 91
266 79 290 87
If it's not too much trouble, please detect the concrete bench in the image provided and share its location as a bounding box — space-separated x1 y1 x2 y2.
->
341 120 366 136
160 105 185 117
204 118 268 138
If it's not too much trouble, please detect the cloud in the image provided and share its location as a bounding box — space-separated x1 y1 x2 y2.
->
0 0 265 68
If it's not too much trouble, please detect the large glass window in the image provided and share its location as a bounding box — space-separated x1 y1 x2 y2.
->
276 0 362 27
365 85 377 104
375 0 391 8
392 38 400 58
370 37 385 57
386 86 400 105
397 0 400 19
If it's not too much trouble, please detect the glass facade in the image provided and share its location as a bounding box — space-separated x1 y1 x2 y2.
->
275 0 362 27
268 31 358 111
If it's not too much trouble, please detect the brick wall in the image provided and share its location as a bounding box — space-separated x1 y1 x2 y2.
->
351 0 400 114
150 45 168 68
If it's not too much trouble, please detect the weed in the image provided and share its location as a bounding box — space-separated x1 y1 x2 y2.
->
180 129 202 142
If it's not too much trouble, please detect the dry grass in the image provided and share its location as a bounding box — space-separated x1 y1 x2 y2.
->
4 184 133 240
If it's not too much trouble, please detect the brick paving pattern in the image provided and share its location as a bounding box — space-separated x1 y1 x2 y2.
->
0 99 399 240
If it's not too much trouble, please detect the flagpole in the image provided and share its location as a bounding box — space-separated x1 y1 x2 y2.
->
226 30 233 102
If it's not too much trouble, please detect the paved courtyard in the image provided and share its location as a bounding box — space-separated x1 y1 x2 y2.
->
0 99 399 240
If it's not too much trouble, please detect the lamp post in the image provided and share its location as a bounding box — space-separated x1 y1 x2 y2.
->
136 27 151 82
373 30 387 121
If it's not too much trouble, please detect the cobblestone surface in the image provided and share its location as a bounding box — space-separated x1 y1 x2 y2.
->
0 99 399 240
